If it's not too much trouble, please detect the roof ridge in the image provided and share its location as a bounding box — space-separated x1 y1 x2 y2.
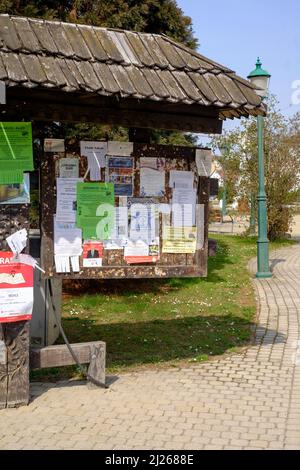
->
2 13 157 37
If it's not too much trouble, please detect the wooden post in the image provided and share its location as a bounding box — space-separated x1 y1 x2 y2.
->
196 176 210 277
87 342 106 389
0 324 7 408
6 321 30 407
0 205 30 408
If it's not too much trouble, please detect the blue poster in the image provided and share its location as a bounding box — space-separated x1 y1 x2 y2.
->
106 156 134 196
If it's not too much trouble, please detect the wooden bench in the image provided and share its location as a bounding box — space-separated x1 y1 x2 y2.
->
30 341 106 388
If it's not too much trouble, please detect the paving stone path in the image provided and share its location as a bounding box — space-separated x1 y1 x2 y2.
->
0 244 300 450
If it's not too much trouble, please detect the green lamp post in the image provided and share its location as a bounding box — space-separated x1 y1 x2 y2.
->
248 58 272 278
219 145 228 222
249 192 256 235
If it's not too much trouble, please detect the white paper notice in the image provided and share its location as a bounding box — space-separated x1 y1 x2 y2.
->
54 218 82 256
70 256 80 272
54 255 70 273
6 229 28 254
140 157 165 197
82 257 102 268
56 178 83 222
44 138 65 152
80 141 107 181
105 207 128 249
107 141 133 156
130 203 156 243
172 188 197 227
172 203 195 228
195 149 212 176
111 207 128 240
140 168 165 197
59 158 79 178
124 240 149 257
0 286 33 318
169 170 194 190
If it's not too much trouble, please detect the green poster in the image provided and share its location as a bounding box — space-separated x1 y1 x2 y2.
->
76 182 115 240
0 122 34 184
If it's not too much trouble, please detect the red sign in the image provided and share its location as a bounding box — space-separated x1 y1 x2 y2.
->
0 251 34 323
82 242 103 268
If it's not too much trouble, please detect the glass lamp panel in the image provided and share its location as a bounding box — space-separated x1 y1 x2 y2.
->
250 76 269 97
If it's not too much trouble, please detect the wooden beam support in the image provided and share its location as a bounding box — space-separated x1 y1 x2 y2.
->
87 343 106 390
3 88 223 134
4 101 222 133
30 341 105 369
30 342 106 388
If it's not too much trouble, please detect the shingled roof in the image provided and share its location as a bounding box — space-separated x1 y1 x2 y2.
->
0 14 264 120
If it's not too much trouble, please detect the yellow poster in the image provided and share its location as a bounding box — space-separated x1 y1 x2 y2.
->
162 226 197 254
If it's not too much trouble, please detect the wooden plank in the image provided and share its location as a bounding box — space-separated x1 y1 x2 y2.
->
30 341 106 369
87 343 106 389
44 265 205 279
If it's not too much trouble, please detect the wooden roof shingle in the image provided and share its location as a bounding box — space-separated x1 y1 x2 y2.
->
0 14 265 120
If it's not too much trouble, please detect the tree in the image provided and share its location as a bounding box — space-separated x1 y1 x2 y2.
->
211 96 300 240
0 0 198 144
0 1 198 48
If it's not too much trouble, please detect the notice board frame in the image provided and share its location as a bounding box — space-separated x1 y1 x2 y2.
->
41 142 210 279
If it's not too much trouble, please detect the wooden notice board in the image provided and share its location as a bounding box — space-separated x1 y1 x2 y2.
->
41 141 210 279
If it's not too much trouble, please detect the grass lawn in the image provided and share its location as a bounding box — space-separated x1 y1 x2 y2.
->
31 234 295 381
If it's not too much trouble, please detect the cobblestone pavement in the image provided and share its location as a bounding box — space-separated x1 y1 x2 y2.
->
0 245 300 450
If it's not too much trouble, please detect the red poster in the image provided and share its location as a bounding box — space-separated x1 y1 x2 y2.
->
82 242 103 268
0 251 34 323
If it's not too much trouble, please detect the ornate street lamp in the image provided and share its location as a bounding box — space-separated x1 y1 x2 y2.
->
248 58 272 278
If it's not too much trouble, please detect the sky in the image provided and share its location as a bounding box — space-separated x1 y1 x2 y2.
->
177 0 300 134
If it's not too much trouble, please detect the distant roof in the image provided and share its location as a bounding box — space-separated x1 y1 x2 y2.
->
0 14 264 120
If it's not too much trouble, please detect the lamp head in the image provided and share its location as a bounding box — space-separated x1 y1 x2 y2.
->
248 58 271 99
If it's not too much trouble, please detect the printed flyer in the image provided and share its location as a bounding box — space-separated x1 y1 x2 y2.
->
0 251 34 323
106 156 134 196
82 241 103 267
